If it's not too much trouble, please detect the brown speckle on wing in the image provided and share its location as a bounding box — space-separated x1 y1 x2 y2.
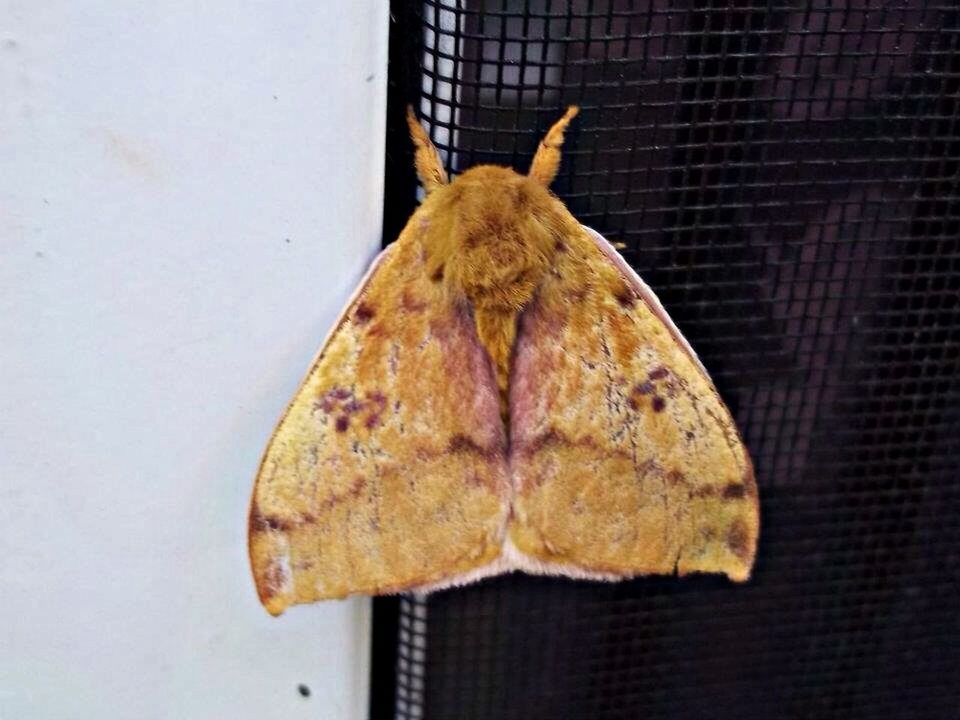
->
248 227 509 613
508 225 759 582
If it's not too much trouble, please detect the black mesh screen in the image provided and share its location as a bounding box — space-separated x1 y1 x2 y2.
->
372 1 960 718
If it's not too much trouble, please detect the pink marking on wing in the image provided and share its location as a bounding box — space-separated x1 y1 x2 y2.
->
434 304 508 457
509 301 562 475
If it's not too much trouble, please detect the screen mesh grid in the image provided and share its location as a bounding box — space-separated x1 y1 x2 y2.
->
373 2 960 718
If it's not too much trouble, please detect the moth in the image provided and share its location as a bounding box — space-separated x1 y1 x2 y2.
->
248 107 759 615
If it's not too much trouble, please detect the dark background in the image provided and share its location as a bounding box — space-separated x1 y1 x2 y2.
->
371 1 960 718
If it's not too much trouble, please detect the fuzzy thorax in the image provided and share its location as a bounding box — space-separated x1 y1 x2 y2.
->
417 165 577 411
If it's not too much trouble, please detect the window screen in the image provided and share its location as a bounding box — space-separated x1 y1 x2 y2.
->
371 2 960 718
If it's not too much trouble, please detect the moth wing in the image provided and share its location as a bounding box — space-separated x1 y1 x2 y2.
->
249 229 508 614
508 226 759 582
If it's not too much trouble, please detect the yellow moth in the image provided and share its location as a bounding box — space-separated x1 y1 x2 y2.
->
248 107 759 615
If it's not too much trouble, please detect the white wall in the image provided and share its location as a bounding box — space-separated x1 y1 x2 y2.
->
0 2 387 718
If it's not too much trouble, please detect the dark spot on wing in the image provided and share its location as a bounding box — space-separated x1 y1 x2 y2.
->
554 239 566 252
263 516 288 531
316 386 352 413
335 416 349 432
652 396 666 412
649 366 669 380
250 507 294 532
448 434 484 454
354 302 375 323
723 483 747 500
615 286 635 308
726 519 751 560
430 264 445 282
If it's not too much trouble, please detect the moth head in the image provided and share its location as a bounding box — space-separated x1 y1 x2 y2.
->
406 107 581 310
419 166 572 310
